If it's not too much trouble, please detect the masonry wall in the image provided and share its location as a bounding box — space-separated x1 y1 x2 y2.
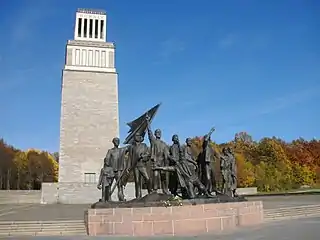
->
59 70 119 183
85 201 264 236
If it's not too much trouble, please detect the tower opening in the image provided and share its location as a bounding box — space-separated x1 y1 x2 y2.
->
89 19 93 38
77 18 82 37
95 19 99 38
100 20 104 39
84 18 88 38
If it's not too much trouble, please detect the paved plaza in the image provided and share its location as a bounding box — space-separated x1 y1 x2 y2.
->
3 217 320 240
0 195 319 221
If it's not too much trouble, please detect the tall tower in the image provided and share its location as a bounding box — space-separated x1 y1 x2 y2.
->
59 9 119 187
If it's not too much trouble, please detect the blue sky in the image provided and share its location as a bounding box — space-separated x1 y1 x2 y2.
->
0 0 319 152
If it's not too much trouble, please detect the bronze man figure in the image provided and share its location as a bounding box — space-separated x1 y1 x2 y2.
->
168 134 180 196
220 147 237 197
97 157 115 202
184 138 198 177
104 137 127 201
155 135 211 199
127 133 152 198
146 115 170 194
228 147 238 197
198 127 219 195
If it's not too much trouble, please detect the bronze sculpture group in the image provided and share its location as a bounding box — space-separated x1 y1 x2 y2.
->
97 105 238 203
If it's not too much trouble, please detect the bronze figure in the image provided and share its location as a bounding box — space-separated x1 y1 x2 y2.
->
97 157 115 202
155 135 211 199
168 135 181 196
104 137 127 201
220 147 238 197
146 115 170 194
198 127 219 195
127 133 152 198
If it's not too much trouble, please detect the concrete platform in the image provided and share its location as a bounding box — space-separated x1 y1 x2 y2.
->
0 195 319 221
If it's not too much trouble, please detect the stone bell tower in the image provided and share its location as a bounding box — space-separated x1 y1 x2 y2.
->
57 9 119 203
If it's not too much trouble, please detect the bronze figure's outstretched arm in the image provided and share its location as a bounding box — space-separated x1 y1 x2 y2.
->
204 127 215 141
146 114 156 143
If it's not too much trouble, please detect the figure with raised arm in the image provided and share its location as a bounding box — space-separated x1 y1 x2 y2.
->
146 115 170 194
198 127 219 195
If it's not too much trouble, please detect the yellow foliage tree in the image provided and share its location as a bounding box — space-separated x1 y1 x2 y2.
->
257 138 293 190
13 151 28 189
292 164 316 187
45 152 59 182
234 153 255 187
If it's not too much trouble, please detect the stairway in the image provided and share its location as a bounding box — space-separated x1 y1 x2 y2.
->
0 220 86 237
264 204 320 221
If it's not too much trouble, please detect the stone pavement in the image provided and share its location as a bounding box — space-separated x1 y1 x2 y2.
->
0 195 319 221
3 217 320 239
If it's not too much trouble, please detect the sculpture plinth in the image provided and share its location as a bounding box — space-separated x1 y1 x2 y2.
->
85 200 264 236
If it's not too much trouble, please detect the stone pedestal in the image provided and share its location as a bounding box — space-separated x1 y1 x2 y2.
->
85 201 263 236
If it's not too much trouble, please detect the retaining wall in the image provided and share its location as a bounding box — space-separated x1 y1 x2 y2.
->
85 201 263 236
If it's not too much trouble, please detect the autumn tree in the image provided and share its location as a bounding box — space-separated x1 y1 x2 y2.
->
0 138 59 190
254 138 294 191
0 139 16 189
52 152 59 162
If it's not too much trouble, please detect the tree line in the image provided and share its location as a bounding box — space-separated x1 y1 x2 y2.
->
0 139 58 190
0 132 319 191
190 132 319 192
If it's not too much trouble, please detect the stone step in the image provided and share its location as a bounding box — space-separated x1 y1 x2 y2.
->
264 204 320 212
0 229 86 237
0 220 86 236
265 208 320 216
0 226 85 232
265 210 320 217
264 205 320 215
0 220 84 225
264 204 320 221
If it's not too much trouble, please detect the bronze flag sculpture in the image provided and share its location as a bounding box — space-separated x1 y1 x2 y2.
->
123 103 161 145
108 103 161 198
